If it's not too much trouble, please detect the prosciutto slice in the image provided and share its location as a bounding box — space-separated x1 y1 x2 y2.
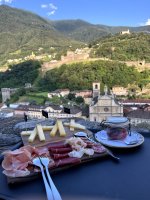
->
2 149 31 171
3 169 30 178
2 145 49 177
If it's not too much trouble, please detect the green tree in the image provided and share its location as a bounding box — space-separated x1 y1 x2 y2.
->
75 96 84 104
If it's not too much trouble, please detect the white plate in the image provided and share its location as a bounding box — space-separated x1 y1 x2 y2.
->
95 130 144 148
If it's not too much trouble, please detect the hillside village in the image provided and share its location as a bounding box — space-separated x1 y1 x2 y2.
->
0 81 150 128
1 45 150 73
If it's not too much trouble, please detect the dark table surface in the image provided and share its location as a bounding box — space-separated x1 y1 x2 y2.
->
0 132 150 200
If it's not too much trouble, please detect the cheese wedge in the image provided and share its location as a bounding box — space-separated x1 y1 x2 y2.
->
57 120 66 136
70 119 75 131
64 122 85 130
28 127 37 143
70 123 86 130
37 124 46 142
42 126 54 131
21 131 32 136
50 123 58 137
63 122 70 126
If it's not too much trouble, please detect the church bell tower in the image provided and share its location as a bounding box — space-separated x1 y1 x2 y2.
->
92 82 100 98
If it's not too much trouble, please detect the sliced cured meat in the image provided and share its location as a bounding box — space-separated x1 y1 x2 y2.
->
2 145 50 178
66 137 87 150
47 142 69 150
2 150 31 171
92 145 106 153
36 146 49 156
52 153 69 160
50 147 72 154
85 141 95 148
3 169 30 178
55 157 81 167
107 128 127 140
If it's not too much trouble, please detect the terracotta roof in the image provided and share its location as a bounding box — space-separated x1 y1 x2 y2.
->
126 110 150 119
122 99 150 104
15 105 62 111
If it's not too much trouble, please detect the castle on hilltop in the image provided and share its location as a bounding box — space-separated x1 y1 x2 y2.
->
120 29 130 35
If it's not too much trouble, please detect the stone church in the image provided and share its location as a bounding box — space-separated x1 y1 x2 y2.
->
89 82 123 122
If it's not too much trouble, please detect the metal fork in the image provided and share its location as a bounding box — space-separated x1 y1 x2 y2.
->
32 157 54 200
39 157 62 200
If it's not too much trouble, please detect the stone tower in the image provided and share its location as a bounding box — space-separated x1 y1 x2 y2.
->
93 82 100 98
1 88 11 103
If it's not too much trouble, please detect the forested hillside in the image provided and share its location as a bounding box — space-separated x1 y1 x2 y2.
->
38 60 150 91
0 5 81 65
51 19 109 42
90 33 150 62
0 59 149 98
0 60 41 88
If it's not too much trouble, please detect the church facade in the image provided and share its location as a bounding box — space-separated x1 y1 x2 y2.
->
89 82 123 122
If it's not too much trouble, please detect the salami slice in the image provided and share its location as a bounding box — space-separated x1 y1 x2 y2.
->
50 147 72 154
55 157 81 167
92 145 106 153
47 142 69 150
52 153 69 160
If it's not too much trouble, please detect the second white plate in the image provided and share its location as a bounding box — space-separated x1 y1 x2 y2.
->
95 130 144 148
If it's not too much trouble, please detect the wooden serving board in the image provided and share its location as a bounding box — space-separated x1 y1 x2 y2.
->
21 126 93 147
6 127 109 184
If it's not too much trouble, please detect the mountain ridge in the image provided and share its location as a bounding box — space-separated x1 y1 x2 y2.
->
0 5 81 65
0 5 150 66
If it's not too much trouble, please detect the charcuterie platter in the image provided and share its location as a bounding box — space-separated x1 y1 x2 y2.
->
2 119 109 184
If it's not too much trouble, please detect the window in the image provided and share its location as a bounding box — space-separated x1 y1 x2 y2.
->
104 107 109 112
95 84 98 89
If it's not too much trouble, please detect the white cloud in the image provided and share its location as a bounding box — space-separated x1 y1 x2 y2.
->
5 0 13 3
0 0 13 3
41 4 48 8
47 10 55 16
140 18 150 26
49 3 57 10
41 2 58 16
145 19 150 25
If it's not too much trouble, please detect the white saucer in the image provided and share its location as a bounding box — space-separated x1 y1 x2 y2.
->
95 130 144 148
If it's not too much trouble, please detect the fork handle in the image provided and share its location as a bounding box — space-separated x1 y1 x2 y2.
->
45 167 62 200
40 167 54 200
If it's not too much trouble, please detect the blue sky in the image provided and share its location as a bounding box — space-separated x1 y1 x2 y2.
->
0 0 150 27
